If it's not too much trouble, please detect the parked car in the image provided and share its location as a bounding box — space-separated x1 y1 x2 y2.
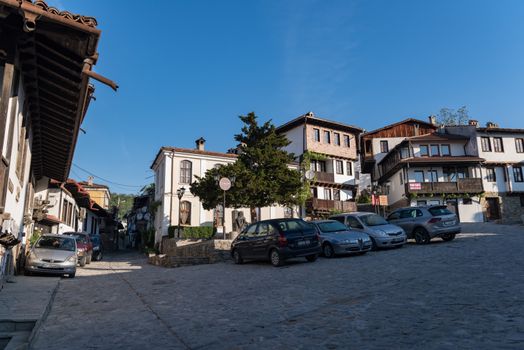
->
310 220 372 258
25 234 77 278
63 232 93 266
90 234 103 261
231 218 321 267
329 212 406 250
387 205 461 244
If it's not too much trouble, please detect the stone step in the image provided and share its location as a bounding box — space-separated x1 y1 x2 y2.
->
0 330 31 350
0 321 35 333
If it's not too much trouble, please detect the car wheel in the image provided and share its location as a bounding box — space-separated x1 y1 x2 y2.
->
270 249 284 267
414 228 431 245
441 233 456 242
322 243 335 258
68 273 75 279
79 256 86 267
305 254 318 262
232 249 243 264
97 251 103 261
86 253 92 264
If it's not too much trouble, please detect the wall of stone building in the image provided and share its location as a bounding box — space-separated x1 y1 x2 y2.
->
481 193 524 224
305 124 358 159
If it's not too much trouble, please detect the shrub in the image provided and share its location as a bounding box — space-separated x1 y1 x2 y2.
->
181 226 214 240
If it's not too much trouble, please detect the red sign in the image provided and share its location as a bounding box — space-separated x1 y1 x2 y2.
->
409 182 422 190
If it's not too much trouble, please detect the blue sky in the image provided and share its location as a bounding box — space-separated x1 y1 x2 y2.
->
48 0 524 193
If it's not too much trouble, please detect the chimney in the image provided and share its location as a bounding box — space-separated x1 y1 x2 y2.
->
468 120 479 127
428 115 437 125
87 176 94 186
486 121 499 128
195 137 206 151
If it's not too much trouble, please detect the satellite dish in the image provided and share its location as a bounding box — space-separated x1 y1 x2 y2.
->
144 213 151 221
141 206 148 213
305 170 314 180
137 213 144 220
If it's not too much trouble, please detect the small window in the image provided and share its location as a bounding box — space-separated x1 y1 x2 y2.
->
493 137 504 152
481 137 492 152
333 189 340 201
324 188 332 200
334 133 341 146
344 135 350 148
335 160 343 174
516 138 524 153
514 167 524 182
441 144 451 156
180 160 193 184
463 198 472 205
380 140 389 153
486 168 496 182
324 130 331 144
420 145 429 157
430 144 440 157
346 161 353 176
416 200 427 206
414 170 425 183
313 128 320 142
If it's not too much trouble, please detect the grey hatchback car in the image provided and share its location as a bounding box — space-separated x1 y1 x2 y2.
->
329 212 406 250
387 205 461 244
311 220 372 258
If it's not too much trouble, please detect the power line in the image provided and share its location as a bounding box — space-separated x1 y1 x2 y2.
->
72 163 144 188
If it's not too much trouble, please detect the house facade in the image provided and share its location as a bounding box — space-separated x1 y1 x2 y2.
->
475 122 524 223
78 178 111 210
0 0 113 281
151 139 297 244
276 112 362 217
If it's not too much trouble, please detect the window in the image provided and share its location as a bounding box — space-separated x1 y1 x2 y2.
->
481 137 492 152
313 128 320 142
180 160 192 184
324 188 332 200
420 145 429 157
180 201 191 225
346 216 363 229
503 166 507 182
400 148 410 159
516 138 524 153
380 140 389 153
333 189 340 201
335 160 343 174
429 170 438 182
414 170 425 183
441 144 451 156
284 207 294 218
493 137 504 152
514 167 524 182
62 201 68 222
344 135 350 148
323 130 331 144
486 168 496 182
310 160 326 172
346 161 353 176
334 133 341 146
417 200 427 206
430 144 440 157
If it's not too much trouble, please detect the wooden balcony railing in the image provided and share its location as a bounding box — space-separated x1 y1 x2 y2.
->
313 171 335 183
306 198 356 213
405 178 483 194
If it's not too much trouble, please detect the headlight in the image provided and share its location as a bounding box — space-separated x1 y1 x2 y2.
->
78 247 85 252
375 230 388 237
66 255 77 263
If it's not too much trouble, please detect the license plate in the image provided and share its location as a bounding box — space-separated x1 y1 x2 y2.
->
444 220 455 226
297 240 310 247
42 263 54 268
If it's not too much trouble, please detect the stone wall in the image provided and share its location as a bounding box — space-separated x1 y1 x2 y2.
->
151 239 234 268
481 193 524 224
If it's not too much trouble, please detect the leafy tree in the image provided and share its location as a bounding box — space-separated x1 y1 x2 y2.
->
191 112 305 222
437 106 469 126
109 193 134 219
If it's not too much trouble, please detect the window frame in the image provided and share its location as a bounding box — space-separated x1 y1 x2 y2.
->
413 170 425 183
493 137 504 153
514 167 524 183
419 145 429 157
486 168 496 182
334 132 341 146
324 188 332 200
323 130 331 144
346 161 353 176
343 135 350 148
335 160 343 175
441 144 451 156
380 140 389 153
430 144 440 157
515 138 524 153
428 170 438 182
180 160 193 184
481 137 492 152
313 128 320 142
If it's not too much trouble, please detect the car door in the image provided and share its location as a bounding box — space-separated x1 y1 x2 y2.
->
236 224 258 259
388 209 412 233
346 216 365 232
251 222 275 259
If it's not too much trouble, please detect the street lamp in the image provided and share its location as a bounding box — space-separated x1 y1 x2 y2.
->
176 187 186 238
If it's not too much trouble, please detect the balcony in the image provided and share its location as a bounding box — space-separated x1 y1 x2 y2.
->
306 198 356 213
313 171 335 183
405 178 483 194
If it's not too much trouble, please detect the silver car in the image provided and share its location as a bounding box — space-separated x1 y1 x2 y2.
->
329 212 407 250
311 220 372 258
387 205 461 244
25 234 77 278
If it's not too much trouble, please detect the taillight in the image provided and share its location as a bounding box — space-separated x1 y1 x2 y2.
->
428 217 441 224
278 233 288 247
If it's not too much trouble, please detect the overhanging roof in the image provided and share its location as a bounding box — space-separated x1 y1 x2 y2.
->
276 112 363 134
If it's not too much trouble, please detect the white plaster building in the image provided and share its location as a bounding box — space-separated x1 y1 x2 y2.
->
276 112 363 217
151 139 298 244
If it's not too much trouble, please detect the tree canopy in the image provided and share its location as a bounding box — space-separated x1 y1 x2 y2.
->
437 106 470 126
190 112 305 218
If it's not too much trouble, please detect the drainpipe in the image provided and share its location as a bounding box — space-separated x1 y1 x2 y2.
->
169 152 175 229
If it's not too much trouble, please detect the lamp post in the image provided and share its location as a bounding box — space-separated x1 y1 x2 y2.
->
176 187 186 238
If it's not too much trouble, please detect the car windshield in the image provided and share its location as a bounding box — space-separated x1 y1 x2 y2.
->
360 214 388 226
317 221 348 233
36 236 75 251
428 206 453 216
277 219 312 232
67 234 88 244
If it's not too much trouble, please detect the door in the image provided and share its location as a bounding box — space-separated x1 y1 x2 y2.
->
485 197 501 221
237 224 258 259
389 209 417 235
446 199 460 222
251 222 274 259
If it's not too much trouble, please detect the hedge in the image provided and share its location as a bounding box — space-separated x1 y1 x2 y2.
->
168 226 214 240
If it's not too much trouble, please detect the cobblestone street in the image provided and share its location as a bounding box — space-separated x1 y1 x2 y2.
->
31 223 524 350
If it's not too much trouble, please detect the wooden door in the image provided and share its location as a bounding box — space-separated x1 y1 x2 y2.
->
485 197 501 221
